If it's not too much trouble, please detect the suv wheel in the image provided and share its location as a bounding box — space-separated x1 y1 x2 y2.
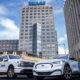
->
64 64 72 80
7 66 15 78
34 76 44 80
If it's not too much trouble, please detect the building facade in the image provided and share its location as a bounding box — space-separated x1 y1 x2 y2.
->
33 23 42 56
64 0 80 58
0 40 18 52
19 2 58 58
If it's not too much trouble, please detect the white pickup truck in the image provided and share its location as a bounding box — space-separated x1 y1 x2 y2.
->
0 54 34 78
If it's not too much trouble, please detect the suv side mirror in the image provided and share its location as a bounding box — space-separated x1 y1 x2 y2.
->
69 57 75 60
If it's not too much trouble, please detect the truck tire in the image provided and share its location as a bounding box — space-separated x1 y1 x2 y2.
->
7 66 16 78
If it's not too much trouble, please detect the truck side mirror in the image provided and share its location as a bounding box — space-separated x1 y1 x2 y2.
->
3 58 8 62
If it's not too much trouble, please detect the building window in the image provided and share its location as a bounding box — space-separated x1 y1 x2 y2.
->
25 33 28 35
34 13 36 15
46 29 49 31
42 22 45 24
25 30 28 32
42 36 45 38
43 40 45 42
26 23 28 25
26 17 28 18
30 16 32 18
25 37 28 39
22 17 24 19
22 13 25 15
42 13 44 15
47 40 50 42
22 20 24 22
46 10 48 12
42 16 45 18
30 10 32 12
47 36 50 38
22 10 25 13
38 13 40 15
46 13 48 15
20 37 24 39
21 30 24 32
26 20 28 22
20 33 24 35
26 26 28 28
42 10 44 12
34 10 36 12
42 29 45 31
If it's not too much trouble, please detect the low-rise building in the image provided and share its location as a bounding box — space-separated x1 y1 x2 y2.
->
0 40 18 53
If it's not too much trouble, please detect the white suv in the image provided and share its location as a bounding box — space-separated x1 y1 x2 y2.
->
33 54 80 80
0 54 34 78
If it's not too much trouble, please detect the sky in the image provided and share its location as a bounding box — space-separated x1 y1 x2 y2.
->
0 0 68 54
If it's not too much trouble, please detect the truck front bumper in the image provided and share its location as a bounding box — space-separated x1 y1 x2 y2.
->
14 67 33 74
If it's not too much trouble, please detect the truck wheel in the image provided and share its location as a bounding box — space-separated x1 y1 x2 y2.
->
7 66 15 78
63 64 72 80
34 76 44 80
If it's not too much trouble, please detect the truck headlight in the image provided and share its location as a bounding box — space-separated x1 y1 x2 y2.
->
17 61 22 67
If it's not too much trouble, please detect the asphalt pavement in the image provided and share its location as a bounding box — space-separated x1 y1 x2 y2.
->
0 75 80 80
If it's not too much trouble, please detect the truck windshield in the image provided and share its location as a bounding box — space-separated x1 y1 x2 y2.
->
9 55 21 59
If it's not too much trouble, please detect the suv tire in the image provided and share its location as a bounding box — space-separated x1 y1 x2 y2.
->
63 64 72 80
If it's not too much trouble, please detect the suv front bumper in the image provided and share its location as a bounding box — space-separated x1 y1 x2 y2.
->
33 69 62 77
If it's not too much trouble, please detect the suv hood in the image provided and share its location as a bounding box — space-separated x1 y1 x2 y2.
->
36 59 66 64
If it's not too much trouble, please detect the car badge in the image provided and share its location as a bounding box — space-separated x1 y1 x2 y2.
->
42 65 44 67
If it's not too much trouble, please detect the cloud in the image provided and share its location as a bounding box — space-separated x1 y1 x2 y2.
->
0 18 18 31
0 5 8 15
58 34 67 44
58 47 69 54
0 18 19 40
54 8 63 15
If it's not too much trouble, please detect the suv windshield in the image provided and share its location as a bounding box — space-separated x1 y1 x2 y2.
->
53 55 69 59
9 55 21 59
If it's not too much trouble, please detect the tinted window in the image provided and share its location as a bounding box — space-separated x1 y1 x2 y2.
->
3 56 8 61
0 56 8 62
9 55 21 59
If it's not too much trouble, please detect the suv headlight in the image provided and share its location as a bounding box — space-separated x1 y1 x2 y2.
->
52 61 65 65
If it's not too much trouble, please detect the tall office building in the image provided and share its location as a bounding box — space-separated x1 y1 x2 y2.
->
64 0 80 58
19 2 58 58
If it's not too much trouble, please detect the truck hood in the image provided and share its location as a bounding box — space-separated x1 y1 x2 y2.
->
9 58 29 62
